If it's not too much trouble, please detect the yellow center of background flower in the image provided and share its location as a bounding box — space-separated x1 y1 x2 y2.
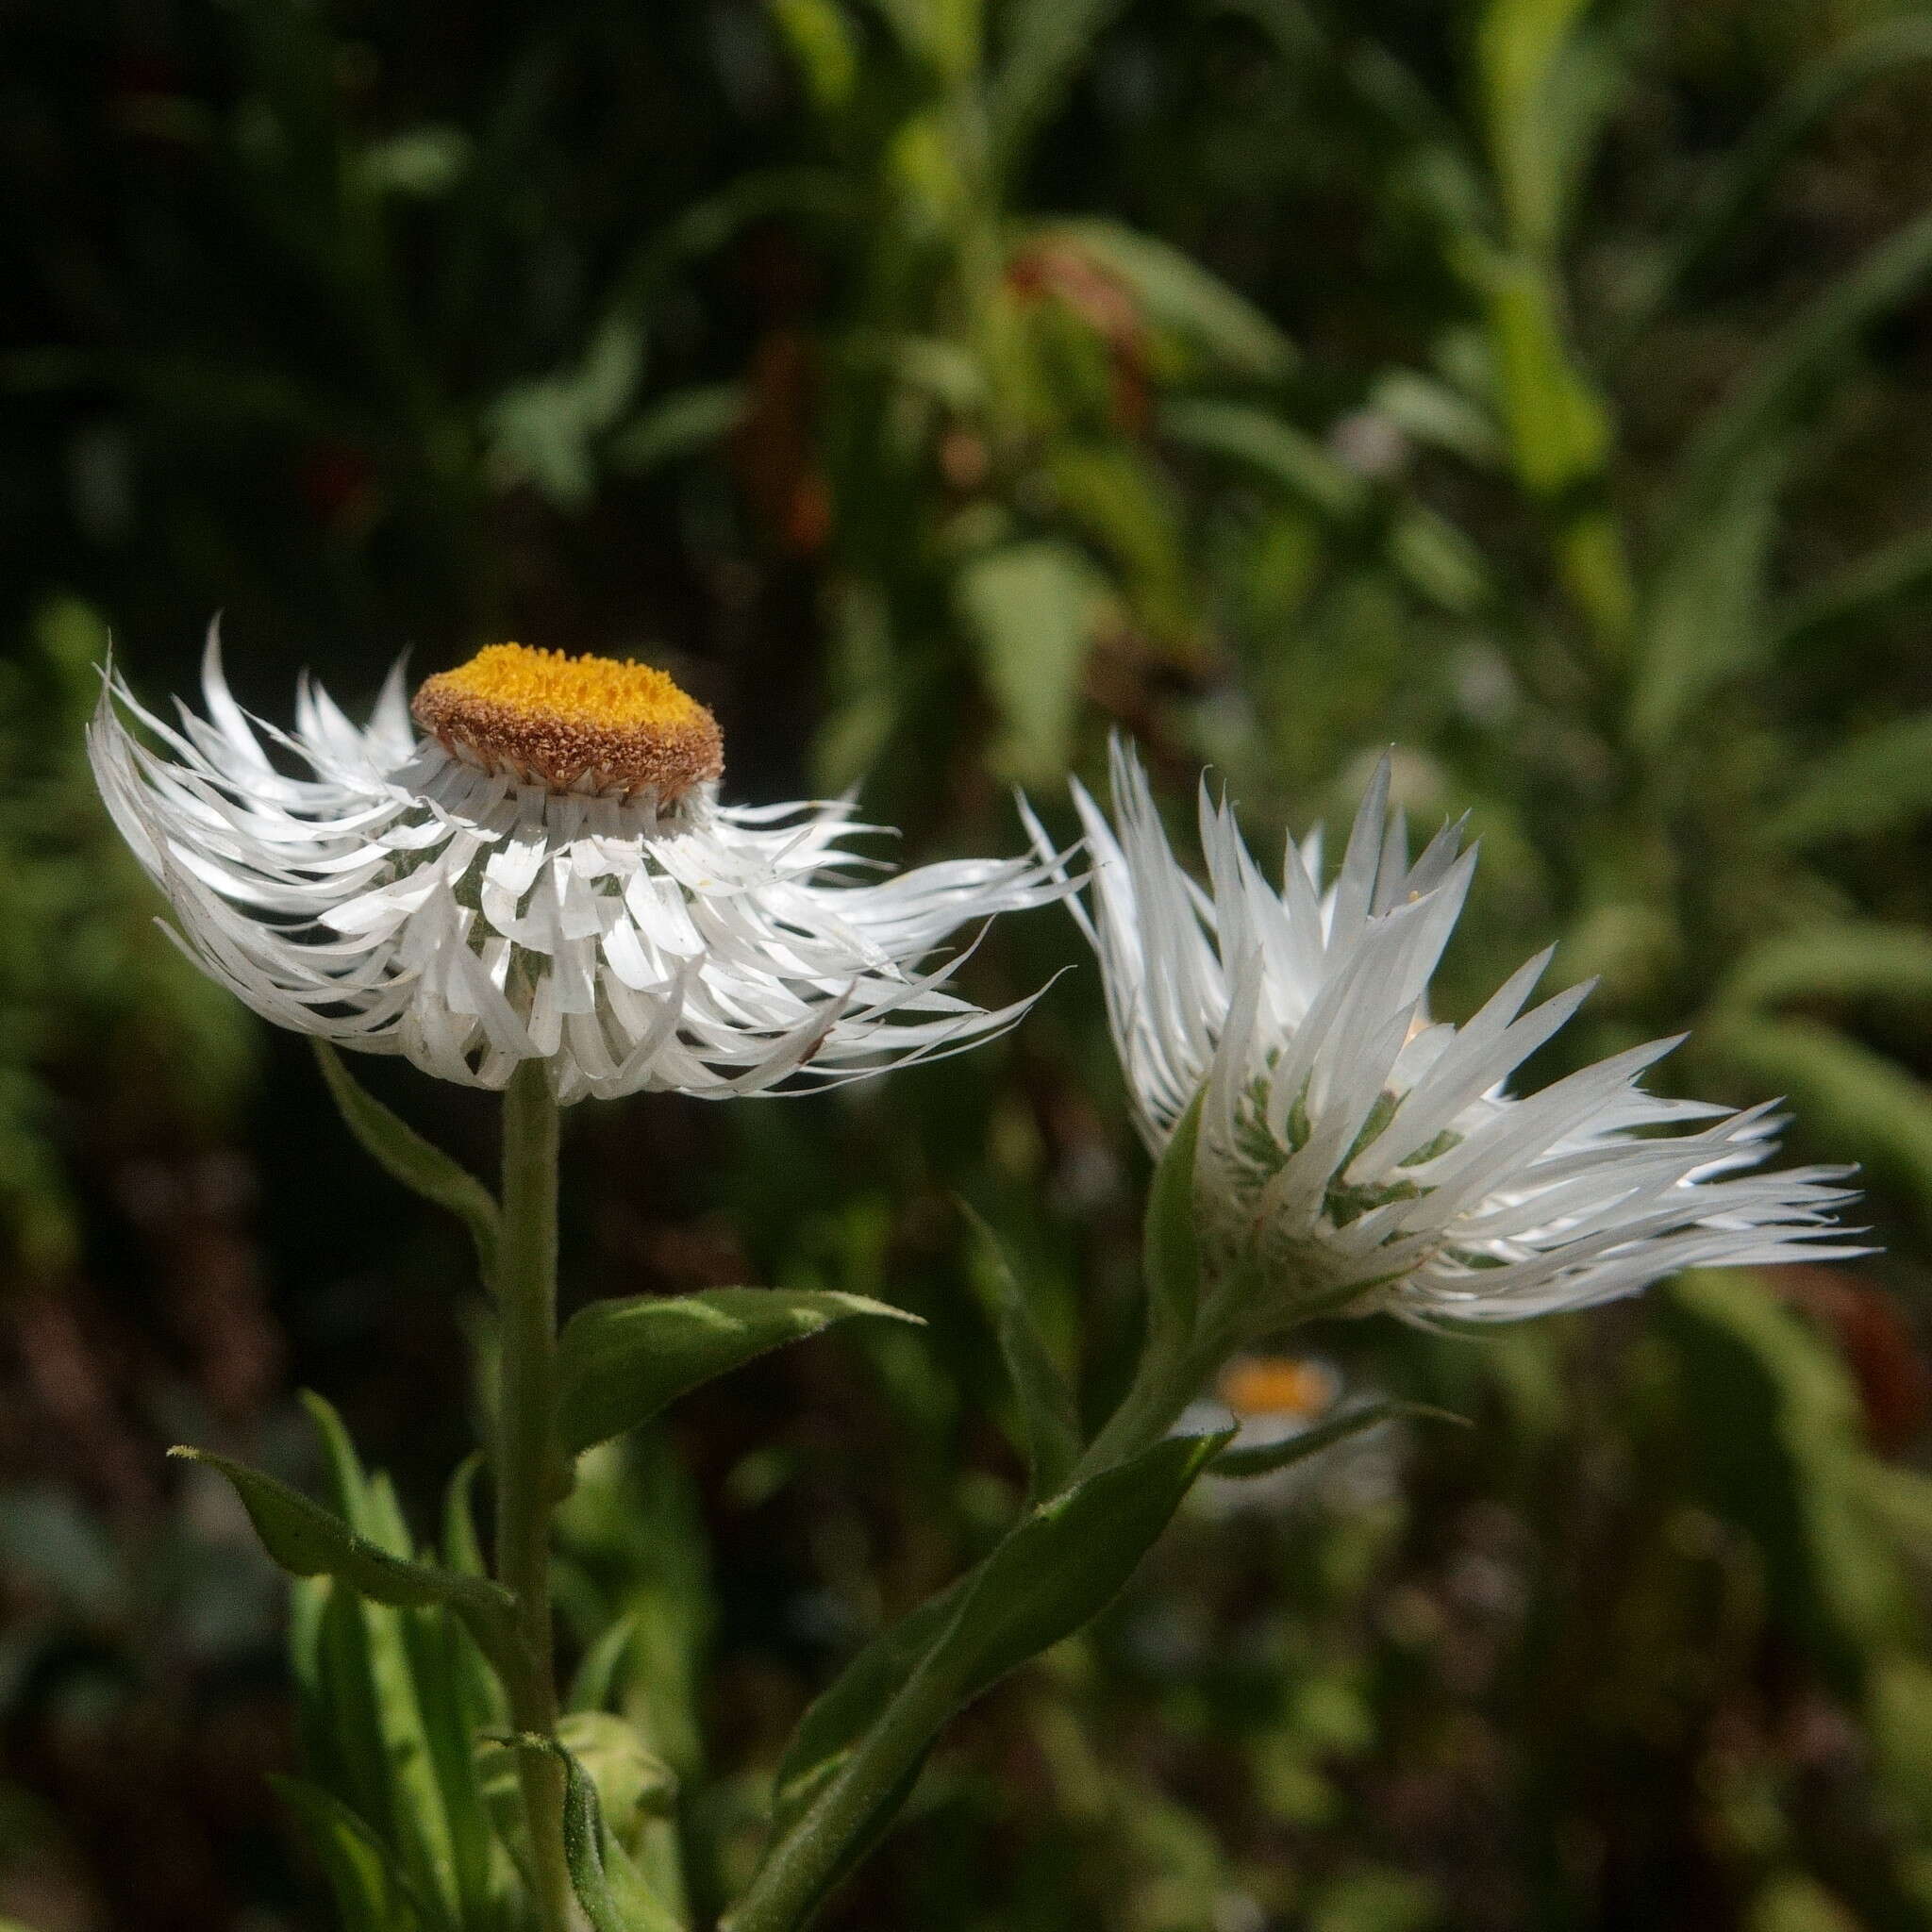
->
1217 1356 1335 1420
412 643 724 800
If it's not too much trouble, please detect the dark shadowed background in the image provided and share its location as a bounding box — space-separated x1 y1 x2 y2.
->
6 1 1932 1927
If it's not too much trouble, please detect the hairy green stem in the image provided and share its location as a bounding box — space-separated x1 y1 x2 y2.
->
496 1060 574 1932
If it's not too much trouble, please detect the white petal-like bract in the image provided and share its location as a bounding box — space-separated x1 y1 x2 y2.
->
91 633 1069 1102
1041 740 1863 1326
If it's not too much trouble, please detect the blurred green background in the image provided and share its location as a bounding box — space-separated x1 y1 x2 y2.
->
7 0 1932 1926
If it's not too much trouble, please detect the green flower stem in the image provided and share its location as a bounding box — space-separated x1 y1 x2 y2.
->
496 1059 574 1932
1075 1265 1337 1483
1074 1334 1224 1484
724 1645 968 1932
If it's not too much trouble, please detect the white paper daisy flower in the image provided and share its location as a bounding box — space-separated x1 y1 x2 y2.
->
1038 740 1862 1328
91 631 1069 1103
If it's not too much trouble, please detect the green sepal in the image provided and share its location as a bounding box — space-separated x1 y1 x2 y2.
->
959 1201 1082 1500
172 1443 523 1680
735 1428 1231 1932
313 1041 502 1291
1210 1400 1469 1480
497 1733 685 1932
556 1288 920 1457
1142 1088 1208 1347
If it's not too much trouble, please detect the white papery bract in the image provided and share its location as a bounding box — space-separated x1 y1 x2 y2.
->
90 637 1068 1103
1041 740 1862 1327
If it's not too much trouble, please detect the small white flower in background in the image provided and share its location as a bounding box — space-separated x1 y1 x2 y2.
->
1039 739 1863 1328
91 631 1068 1102
1178 1356 1396 1517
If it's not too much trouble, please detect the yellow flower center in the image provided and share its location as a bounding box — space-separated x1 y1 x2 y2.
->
1217 1356 1334 1420
411 644 724 801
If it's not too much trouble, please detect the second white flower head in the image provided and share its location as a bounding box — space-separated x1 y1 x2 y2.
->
1042 741 1860 1328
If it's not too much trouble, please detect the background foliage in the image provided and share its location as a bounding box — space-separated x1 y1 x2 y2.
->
6 0 1932 1926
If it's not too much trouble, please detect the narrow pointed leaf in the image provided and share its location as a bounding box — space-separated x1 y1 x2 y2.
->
1035 220 1295 380
314 1041 500 1289
556 1288 920 1457
173 1444 521 1675
733 1429 1230 1932
765 1580 972 1844
1671 207 1932 533
273 1776 412 1932
1720 923 1932 1011
1769 712 1932 845
957 541 1104 783
1624 17 1932 333
960 1203 1083 1498
989 0 1131 176
1212 1400 1469 1479
1142 1089 1207 1348
502 1735 684 1932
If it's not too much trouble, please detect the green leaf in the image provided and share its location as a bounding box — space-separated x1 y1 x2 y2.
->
1631 435 1790 747
501 1735 683 1932
768 0 860 112
989 0 1131 177
1160 397 1364 520
485 311 648 508
1770 712 1932 845
273 1776 413 1932
1478 253 1613 497
558 1710 678 1841
313 1043 500 1291
732 1430 1229 1932
1775 531 1932 655
358 125 472 199
1659 1273 1915 1692
1211 1400 1469 1479
1143 1089 1207 1352
556 1288 919 1457
1671 207 1932 534
442 1452 489 1578
956 541 1105 783
608 383 746 475
959 1203 1083 1499
173 1444 522 1676
1044 444 1193 646
1364 368 1506 470
765 1575 969 1851
1476 0 1616 256
1386 506 1495 615
1034 219 1295 381
1623 17 1932 334
1719 923 1932 1012
1158 398 1493 613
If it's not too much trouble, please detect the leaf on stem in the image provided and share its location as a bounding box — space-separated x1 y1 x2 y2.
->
312 1041 500 1290
1768 711 1932 846
172 1444 522 1677
272 1776 417 1932
556 1288 921 1457
956 541 1105 784
1718 922 1932 1011
959 1202 1083 1499
737 1429 1230 1932
1142 1088 1207 1350
1033 219 1296 381
498 1734 684 1932
1211 1399 1469 1479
